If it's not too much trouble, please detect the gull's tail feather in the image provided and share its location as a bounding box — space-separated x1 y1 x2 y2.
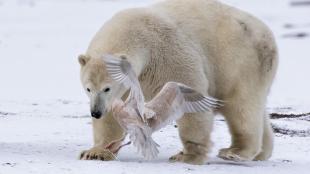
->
141 137 160 160
128 125 159 160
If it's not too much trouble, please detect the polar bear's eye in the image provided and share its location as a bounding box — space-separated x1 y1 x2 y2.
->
104 87 110 93
86 88 91 92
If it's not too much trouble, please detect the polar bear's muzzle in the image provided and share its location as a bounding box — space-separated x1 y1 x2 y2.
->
91 106 106 119
90 94 106 119
91 110 102 119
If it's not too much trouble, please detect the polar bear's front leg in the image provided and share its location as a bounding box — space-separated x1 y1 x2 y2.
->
169 112 214 165
80 111 124 161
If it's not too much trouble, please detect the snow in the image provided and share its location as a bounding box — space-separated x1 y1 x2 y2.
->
0 0 310 173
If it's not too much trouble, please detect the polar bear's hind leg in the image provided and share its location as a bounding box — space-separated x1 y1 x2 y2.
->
218 96 265 161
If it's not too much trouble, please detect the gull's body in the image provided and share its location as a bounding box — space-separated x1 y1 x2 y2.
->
104 55 221 159
112 99 159 159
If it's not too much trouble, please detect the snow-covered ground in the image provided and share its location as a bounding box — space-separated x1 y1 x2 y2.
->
0 0 309 173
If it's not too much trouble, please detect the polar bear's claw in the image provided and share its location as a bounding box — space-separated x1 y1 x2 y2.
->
79 147 116 161
218 148 255 162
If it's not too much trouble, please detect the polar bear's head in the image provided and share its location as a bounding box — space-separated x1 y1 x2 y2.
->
78 54 127 119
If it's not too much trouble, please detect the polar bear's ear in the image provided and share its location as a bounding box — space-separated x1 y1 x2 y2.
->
78 54 90 66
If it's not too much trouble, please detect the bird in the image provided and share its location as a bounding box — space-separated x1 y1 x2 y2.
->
103 54 222 160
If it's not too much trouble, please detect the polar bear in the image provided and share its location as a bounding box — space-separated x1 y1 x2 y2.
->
78 0 278 164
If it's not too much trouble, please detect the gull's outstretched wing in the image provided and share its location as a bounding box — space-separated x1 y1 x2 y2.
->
146 82 223 131
102 54 145 119
176 82 223 113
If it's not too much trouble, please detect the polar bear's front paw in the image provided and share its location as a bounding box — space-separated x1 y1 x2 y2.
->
169 151 206 165
218 148 256 161
79 147 116 161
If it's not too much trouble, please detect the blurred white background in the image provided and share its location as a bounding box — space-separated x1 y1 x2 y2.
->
0 0 309 111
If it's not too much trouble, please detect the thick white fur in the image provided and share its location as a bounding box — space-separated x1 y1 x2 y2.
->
79 0 278 164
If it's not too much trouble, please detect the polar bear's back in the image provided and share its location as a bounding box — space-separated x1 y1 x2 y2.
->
87 0 278 98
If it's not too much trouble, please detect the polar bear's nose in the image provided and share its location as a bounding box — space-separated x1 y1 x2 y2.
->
91 111 102 119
